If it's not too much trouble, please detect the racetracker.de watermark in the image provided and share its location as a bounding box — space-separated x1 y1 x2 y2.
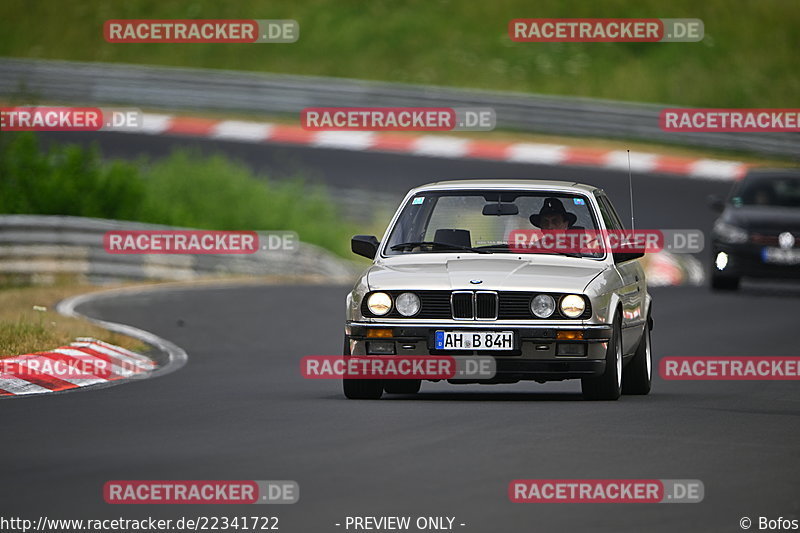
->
104 480 298 504
0 107 141 132
301 107 496 131
661 109 800 132
509 479 704 503
506 229 704 254
0 357 140 380
301 356 496 380
660 357 800 380
103 231 298 254
509 18 703 42
104 19 298 43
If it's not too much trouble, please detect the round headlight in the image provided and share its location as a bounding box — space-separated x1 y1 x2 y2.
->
395 292 421 317
531 294 555 318
367 292 392 316
560 295 586 318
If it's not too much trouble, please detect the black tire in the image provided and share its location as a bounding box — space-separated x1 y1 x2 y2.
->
711 274 740 291
342 337 383 400
622 315 652 395
581 315 622 401
384 379 422 394
343 378 384 399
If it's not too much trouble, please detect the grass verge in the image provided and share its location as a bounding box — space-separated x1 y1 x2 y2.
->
0 284 145 357
0 0 797 108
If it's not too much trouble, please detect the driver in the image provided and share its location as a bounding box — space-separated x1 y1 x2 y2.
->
530 197 577 230
528 197 601 254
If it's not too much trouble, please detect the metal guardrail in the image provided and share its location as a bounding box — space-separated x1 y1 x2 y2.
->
0 215 359 284
0 58 797 158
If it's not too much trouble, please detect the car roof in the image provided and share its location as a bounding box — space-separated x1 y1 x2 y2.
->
410 179 601 195
744 168 800 179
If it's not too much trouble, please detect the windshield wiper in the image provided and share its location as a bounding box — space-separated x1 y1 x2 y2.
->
475 244 584 258
543 251 584 258
390 241 490 254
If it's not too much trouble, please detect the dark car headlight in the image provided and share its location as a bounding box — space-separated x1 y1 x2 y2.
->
531 294 556 318
395 292 421 316
713 221 748 244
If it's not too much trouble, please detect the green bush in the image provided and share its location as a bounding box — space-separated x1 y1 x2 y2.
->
0 133 356 257
0 132 145 219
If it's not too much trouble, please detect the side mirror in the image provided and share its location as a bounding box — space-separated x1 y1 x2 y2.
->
613 240 645 263
351 235 379 259
614 251 645 264
707 194 725 213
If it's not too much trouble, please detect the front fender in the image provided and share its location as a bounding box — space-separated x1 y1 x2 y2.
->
346 274 370 322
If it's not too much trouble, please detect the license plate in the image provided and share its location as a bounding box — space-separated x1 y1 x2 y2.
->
435 330 514 350
762 247 800 265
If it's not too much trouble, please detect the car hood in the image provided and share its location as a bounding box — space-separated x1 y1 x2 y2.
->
723 206 800 231
366 256 606 293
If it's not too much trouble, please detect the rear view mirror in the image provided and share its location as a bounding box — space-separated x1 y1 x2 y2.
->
707 194 725 212
351 235 379 259
482 203 519 216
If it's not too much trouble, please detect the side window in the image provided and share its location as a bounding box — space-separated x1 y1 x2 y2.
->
602 195 627 230
594 193 621 230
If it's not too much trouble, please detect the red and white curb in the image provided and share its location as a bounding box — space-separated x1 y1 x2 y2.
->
135 113 749 181
0 338 155 397
645 251 705 287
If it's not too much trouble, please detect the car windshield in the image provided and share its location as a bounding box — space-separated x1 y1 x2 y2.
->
384 190 602 257
731 175 800 208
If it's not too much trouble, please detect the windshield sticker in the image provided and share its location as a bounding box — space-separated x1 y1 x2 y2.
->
573 198 585 205
412 197 424 205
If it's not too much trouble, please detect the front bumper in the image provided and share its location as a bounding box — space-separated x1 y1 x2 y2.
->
344 321 612 381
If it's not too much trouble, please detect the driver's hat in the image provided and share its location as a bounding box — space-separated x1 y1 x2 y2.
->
530 197 578 228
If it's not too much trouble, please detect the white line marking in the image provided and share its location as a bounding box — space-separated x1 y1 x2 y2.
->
605 150 657 173
138 113 174 135
311 131 376 150
411 136 470 158
506 143 567 165
688 159 746 181
212 121 274 142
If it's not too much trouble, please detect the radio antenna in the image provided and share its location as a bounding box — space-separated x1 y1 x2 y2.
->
627 149 635 231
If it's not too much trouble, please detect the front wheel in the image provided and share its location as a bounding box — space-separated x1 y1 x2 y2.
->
622 316 652 395
342 337 383 400
384 379 421 394
581 316 622 401
711 273 740 291
343 378 384 399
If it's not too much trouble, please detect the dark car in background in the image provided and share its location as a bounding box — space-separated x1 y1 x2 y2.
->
709 169 800 290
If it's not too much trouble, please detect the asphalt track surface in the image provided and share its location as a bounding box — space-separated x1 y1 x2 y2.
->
3 133 799 532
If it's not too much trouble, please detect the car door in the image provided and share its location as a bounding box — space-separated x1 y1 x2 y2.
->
595 193 646 355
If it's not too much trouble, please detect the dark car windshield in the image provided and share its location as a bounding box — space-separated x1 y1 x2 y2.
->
731 175 800 208
384 190 601 257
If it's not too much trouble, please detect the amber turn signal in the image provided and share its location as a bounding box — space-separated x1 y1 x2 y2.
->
556 330 584 340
